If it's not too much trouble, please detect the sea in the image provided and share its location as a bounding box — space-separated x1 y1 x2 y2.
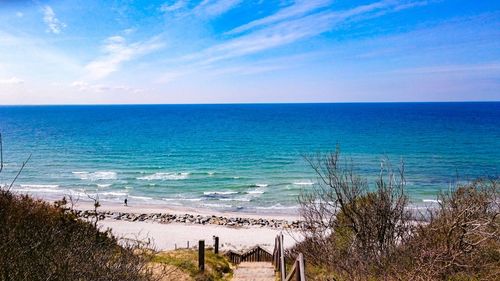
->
0 103 498 213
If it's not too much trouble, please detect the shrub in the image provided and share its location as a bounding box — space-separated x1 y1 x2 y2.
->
295 149 411 279
291 149 499 280
394 180 499 280
0 190 158 281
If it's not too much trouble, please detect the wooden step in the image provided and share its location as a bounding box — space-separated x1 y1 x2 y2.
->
232 262 275 281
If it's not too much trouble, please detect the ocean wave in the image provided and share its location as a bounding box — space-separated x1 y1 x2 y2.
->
219 197 251 202
137 172 189 181
15 187 62 193
97 184 111 188
247 189 265 195
100 191 128 196
20 184 59 189
163 197 203 202
256 204 298 210
73 171 117 181
293 181 314 186
254 183 268 187
203 191 238 196
128 195 153 201
422 199 441 203
202 203 233 208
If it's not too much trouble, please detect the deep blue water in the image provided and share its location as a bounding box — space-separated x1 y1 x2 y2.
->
0 103 498 212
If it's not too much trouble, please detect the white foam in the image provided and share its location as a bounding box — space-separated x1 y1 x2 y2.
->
20 184 59 189
128 195 153 201
422 199 441 203
97 184 111 188
163 197 203 202
255 183 268 187
220 197 251 202
247 189 265 195
256 204 298 210
137 172 189 181
293 181 314 186
100 191 127 196
15 187 61 193
73 171 117 181
203 191 238 196
202 203 233 208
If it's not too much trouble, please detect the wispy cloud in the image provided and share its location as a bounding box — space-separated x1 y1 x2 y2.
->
393 63 500 75
0 77 24 85
84 35 165 80
194 0 242 17
42 6 66 34
160 0 187 12
226 0 333 35
157 51 326 83
71 81 143 93
183 0 423 66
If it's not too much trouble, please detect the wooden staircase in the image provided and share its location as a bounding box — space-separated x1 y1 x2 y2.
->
227 233 306 281
232 262 275 281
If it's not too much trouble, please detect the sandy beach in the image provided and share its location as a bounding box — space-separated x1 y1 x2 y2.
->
75 201 302 252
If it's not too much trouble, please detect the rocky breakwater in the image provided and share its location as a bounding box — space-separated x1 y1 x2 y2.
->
75 210 305 229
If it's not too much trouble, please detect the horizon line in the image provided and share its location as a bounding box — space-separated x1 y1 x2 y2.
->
1 100 499 107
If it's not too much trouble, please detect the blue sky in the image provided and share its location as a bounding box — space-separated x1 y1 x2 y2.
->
0 0 499 104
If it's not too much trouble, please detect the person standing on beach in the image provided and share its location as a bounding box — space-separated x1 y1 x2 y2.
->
124 198 128 206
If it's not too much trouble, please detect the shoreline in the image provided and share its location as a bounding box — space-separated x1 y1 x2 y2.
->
73 201 301 221
73 201 303 251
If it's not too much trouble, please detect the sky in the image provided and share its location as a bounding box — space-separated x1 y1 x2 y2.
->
0 0 499 104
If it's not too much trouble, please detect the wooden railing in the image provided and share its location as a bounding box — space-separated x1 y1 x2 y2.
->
226 246 273 264
273 233 306 281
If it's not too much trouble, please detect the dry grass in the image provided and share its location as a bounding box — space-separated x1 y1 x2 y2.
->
153 249 233 281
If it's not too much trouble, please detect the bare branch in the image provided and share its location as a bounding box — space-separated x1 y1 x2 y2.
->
8 153 32 191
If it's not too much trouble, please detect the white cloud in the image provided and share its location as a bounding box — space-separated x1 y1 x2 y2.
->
0 77 24 85
393 63 500 75
226 0 332 35
42 6 66 34
71 81 143 93
194 0 242 17
84 35 165 80
160 0 187 12
183 0 427 65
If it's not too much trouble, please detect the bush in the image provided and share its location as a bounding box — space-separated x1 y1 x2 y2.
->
393 180 499 280
0 190 158 281
293 149 499 280
295 149 411 279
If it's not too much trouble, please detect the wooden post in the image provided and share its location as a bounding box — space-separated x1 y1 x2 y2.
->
198 240 205 272
280 233 286 281
187 241 189 249
214 236 219 254
298 253 306 281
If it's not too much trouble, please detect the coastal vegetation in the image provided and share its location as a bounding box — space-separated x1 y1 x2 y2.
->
292 150 499 280
0 188 161 281
154 249 232 281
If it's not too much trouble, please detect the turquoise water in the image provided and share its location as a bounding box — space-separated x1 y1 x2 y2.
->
0 103 498 212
